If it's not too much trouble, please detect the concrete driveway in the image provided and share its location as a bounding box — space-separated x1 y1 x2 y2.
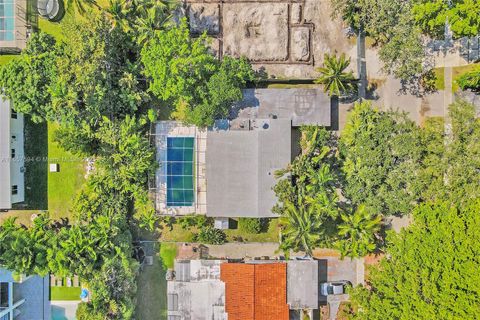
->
313 251 364 320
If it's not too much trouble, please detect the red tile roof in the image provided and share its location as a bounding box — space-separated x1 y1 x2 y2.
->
220 263 289 320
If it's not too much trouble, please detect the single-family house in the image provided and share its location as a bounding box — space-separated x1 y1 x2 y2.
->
154 88 332 218
0 98 25 210
0 268 50 320
166 259 319 320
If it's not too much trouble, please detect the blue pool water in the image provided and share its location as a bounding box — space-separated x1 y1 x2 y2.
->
166 137 195 206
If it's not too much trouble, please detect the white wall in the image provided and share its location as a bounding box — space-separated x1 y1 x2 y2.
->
10 110 25 204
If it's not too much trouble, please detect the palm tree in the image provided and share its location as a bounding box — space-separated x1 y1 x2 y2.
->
336 204 382 258
63 0 100 15
104 0 176 39
105 0 131 30
315 53 357 96
279 201 322 257
133 3 174 44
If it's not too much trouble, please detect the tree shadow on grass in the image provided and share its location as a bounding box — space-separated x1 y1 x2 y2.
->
12 118 48 210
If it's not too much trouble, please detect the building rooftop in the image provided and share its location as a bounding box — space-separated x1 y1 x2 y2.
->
15 275 50 320
220 263 289 320
0 268 50 320
232 88 331 127
206 119 291 217
287 260 319 310
167 260 226 320
0 98 11 209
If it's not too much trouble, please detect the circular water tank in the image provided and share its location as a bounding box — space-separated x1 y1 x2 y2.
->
37 0 65 21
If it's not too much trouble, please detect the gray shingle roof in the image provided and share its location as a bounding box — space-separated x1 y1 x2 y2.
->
206 119 291 218
233 88 331 127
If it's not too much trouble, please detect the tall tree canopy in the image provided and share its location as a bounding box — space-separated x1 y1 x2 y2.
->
275 99 480 259
141 19 254 127
350 200 480 319
51 15 149 151
336 204 382 258
412 0 480 38
339 99 480 214
0 32 58 122
274 126 342 254
331 0 427 84
340 101 424 216
0 9 161 319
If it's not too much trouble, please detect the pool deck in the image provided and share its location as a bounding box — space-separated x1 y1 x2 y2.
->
51 301 80 320
0 0 30 52
154 121 207 216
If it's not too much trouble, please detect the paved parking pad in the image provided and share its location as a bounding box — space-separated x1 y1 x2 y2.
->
314 254 363 319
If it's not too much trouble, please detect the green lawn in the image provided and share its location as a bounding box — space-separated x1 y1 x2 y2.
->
0 55 17 66
158 218 280 243
433 63 480 92
158 223 197 242
4 122 84 224
135 243 169 320
47 123 85 220
50 286 82 301
224 218 280 242
0 210 37 227
159 243 177 269
39 0 110 41
38 18 64 41
433 67 445 90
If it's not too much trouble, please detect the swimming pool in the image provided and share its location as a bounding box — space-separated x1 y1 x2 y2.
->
0 0 15 41
166 137 194 207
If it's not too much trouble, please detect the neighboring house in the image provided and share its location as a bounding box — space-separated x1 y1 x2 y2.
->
167 260 226 320
0 269 50 320
0 98 25 210
154 88 332 218
0 0 33 52
167 259 319 320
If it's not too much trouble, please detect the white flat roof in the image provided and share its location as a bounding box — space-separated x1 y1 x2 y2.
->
0 98 11 209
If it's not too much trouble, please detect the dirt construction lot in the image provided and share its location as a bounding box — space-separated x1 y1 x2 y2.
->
185 0 355 78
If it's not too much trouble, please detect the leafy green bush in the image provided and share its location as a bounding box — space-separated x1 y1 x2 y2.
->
178 215 209 230
0 32 58 123
75 303 90 320
238 218 263 234
457 67 480 91
141 19 255 127
193 227 226 245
